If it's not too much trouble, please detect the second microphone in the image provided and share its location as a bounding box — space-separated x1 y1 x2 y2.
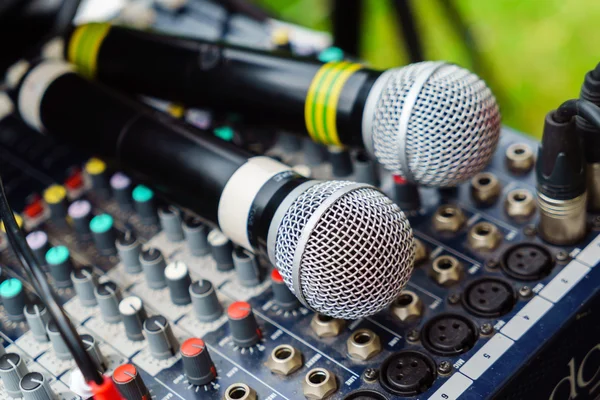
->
12 60 416 320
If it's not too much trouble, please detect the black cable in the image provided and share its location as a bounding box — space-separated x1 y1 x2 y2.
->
393 0 424 63
0 175 103 385
555 99 600 129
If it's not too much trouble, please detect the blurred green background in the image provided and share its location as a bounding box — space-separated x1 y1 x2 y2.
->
257 0 599 138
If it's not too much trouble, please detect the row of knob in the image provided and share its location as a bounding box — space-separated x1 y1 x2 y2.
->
0 346 55 400
0 270 291 350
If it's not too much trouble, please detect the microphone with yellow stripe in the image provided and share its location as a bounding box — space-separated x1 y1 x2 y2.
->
64 23 501 187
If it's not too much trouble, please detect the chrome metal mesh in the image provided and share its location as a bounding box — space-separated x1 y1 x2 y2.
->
371 62 501 187
274 181 414 319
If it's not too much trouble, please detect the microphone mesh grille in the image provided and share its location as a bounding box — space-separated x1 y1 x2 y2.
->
371 62 501 187
274 181 414 319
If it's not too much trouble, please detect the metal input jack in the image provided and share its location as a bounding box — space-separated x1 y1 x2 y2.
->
471 172 501 205
391 290 423 322
468 222 502 251
303 368 338 399
347 329 382 360
433 205 466 233
224 383 257 400
430 255 463 286
506 143 534 174
311 314 345 338
505 189 536 219
265 345 303 376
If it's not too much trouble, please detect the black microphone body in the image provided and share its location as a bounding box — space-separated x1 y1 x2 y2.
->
13 61 416 320
66 23 380 147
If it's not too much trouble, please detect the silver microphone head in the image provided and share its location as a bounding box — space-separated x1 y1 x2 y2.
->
268 181 415 319
363 61 501 187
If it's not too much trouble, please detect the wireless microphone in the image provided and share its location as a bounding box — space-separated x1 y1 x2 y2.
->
13 60 415 319
64 23 502 187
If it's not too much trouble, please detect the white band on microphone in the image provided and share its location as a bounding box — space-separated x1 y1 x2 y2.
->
18 61 74 132
218 156 291 250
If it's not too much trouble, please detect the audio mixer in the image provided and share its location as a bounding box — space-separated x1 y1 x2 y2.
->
0 1 600 400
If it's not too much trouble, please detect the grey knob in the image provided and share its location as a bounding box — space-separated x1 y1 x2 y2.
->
227 301 261 348
81 334 107 373
45 246 73 288
0 278 27 321
24 303 50 342
271 270 300 310
180 337 216 386
0 341 5 358
25 231 50 266
182 217 209 257
119 296 147 342
89 214 117 256
303 139 328 165
20 372 55 400
46 321 71 360
190 280 223 322
116 230 142 274
140 248 167 289
165 261 192 305
232 248 261 287
71 266 98 307
143 316 179 360
95 281 122 324
208 229 234 271
158 206 184 242
329 146 353 178
67 200 92 240
0 353 30 398
353 150 379 186
110 172 133 211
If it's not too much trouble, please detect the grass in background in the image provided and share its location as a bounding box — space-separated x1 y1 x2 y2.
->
258 0 600 138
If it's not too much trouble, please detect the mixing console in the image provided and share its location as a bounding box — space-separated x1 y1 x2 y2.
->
0 1 599 400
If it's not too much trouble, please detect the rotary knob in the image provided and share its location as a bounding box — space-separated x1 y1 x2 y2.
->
116 230 142 274
0 353 30 398
165 261 192 305
112 364 150 400
20 371 55 400
140 248 167 289
95 281 123 324
143 316 179 360
24 303 50 342
190 280 223 322
71 266 98 307
227 301 262 348
158 206 184 242
271 270 300 310
0 278 27 321
81 334 107 373
45 246 74 288
181 338 216 386
119 296 147 342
